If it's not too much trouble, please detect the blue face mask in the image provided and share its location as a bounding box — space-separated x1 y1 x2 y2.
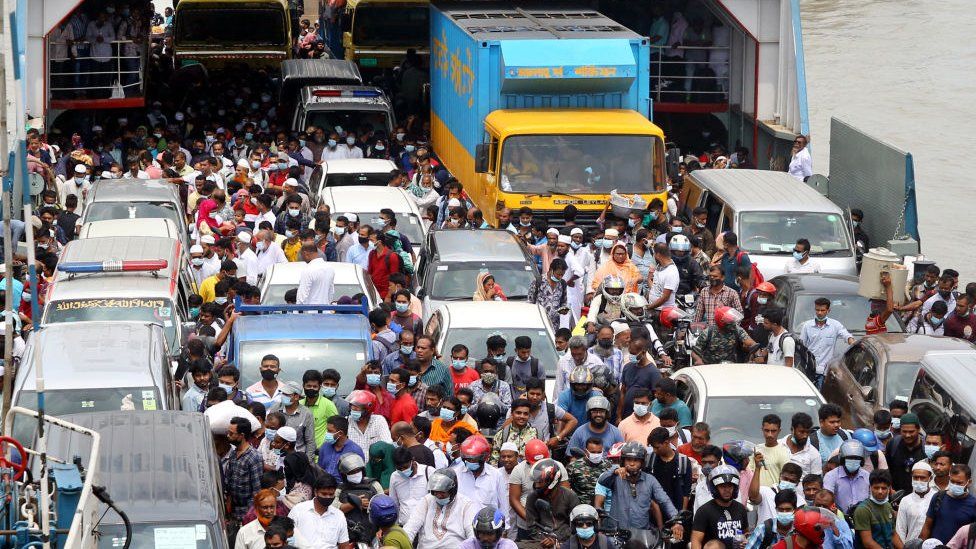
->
397 467 412 478
219 383 234 396
843 458 861 474
550 274 561 283
465 460 481 472
395 302 409 313
672 226 683 233
778 480 797 492
386 381 399 394
435 496 451 506
875 429 892 441
601 240 613 249
570 241 582 250
576 527 595 540
925 444 940 459
323 432 336 445
439 408 456 422
949 483 969 498
322 386 337 398
452 359 466 370
792 251 805 261
460 405 469 416
494 353 507 362
593 238 605 249
869 494 888 505
366 373 381 386
408 375 418 387
776 512 794 526
405 145 416 153
189 306 200 319
400 345 414 355
265 428 277 441
931 315 945 326
349 410 363 422
245 132 254 141
627 218 637 228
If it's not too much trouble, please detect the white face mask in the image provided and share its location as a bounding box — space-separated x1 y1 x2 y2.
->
346 472 363 484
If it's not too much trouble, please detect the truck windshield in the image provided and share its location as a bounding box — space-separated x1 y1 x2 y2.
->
45 298 179 349
94 522 214 548
352 6 429 46
239 340 366 396
739 211 852 256
175 7 286 46
305 110 390 135
500 135 656 194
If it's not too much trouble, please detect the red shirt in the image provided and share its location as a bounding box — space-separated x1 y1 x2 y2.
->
677 442 703 463
944 311 976 342
450 367 481 392
864 314 887 335
367 248 400 299
390 391 419 426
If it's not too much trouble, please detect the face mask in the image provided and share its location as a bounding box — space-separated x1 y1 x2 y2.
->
913 480 930 494
892 417 901 429
930 315 945 326
374 144 385 152
815 314 828 322
439 408 455 422
776 512 794 526
869 495 888 505
386 381 399 394
365 373 381 386
793 251 805 261
315 496 334 507
843 459 861 474
346 137 356 146
465 460 481 472
397 343 414 355
215 297 227 305
189 306 201 319
245 132 254 141
494 353 507 362
323 432 336 445
358 237 370 246
435 496 451 507
601 240 613 250
633 404 649 417
672 226 683 233
349 410 363 422
576 527 595 540
74 177 86 185
395 302 409 314
570 241 582 250
327 139 337 148
757 296 769 305
949 483 969 498
627 218 637 228
322 386 337 398
549 274 561 283
701 465 714 477
586 452 604 464
250 160 261 170
286 207 301 217
396 133 405 141
778 480 797 492
925 444 940 459
264 427 278 441
408 375 417 387
875 429 892 441
666 426 677 437
191 257 205 268
219 383 235 395
405 144 416 153
452 359 466 370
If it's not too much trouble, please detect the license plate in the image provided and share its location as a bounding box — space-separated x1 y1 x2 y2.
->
359 57 378 67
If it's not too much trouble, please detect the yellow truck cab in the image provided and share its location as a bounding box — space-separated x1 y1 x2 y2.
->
343 0 430 70
174 0 292 68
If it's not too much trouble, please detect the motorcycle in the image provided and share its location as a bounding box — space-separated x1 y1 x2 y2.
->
597 509 692 549
661 306 706 371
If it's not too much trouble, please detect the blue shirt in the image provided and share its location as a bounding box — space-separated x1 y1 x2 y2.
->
651 398 694 428
824 514 855 549
926 492 976 542
720 249 751 291
381 351 414 375
800 317 854 373
823 466 870 514
596 469 677 529
345 242 373 270
816 430 847 464
1 277 23 308
556 388 598 425
316 439 364 482
568 422 623 455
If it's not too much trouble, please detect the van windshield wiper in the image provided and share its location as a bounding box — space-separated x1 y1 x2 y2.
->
524 188 583 200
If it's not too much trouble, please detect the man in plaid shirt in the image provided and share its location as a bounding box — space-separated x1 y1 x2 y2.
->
225 417 263 524
694 265 744 326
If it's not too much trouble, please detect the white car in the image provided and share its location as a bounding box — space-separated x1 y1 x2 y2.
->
78 218 187 251
671 364 826 447
309 158 398 198
258 261 380 308
316 185 429 254
425 301 559 397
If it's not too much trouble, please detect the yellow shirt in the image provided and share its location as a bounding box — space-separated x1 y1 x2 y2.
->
283 238 302 262
199 274 220 303
747 441 792 486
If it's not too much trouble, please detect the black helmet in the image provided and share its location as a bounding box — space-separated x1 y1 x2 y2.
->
472 505 507 549
474 392 503 432
620 441 647 462
427 468 459 503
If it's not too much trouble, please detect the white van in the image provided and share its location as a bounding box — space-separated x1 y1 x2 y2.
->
681 169 857 278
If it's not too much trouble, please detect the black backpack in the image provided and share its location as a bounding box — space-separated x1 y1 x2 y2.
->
808 426 849 450
775 332 818 381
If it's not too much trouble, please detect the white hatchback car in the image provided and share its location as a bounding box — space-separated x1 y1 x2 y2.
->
425 301 559 397
309 158 398 197
316 185 429 254
671 364 826 447
258 261 380 308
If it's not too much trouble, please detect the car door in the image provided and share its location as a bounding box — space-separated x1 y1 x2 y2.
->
823 343 878 428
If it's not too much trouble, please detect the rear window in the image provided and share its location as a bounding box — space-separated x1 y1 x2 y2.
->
85 202 181 228
45 298 179 348
13 387 161 444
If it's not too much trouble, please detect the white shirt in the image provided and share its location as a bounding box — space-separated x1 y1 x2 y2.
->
784 258 821 274
85 20 115 61
389 463 434 525
921 292 955 317
778 434 823 477
200 254 221 280
896 488 934 543
257 211 277 230
424 439 450 469
346 414 392 453
554 351 609 396
236 518 312 549
755 485 806 523
320 146 348 162
58 178 93 214
288 501 349 549
788 147 813 180
767 330 796 366
342 145 364 159
649 262 680 309
403 494 479 549
452 462 510 517
236 248 260 286
297 257 335 305
255 242 288 277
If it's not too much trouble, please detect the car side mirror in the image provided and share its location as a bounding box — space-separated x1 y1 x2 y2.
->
861 385 876 402
475 144 489 174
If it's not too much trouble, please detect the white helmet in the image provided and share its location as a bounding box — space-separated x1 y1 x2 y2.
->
602 275 625 304
669 234 691 252
620 293 648 322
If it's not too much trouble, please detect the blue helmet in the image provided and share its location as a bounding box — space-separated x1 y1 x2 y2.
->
852 428 879 453
473 505 507 546
368 494 398 527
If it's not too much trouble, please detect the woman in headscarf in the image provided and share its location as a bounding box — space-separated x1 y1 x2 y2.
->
590 242 641 294
473 271 508 301
196 198 221 238
366 441 396 490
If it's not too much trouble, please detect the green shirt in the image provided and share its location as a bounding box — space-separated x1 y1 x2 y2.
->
301 395 338 448
852 499 893 549
381 525 413 549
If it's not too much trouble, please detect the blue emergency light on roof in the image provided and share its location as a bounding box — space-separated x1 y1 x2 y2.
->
312 89 382 98
58 259 168 274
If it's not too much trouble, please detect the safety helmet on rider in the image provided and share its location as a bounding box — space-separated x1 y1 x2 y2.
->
427 468 459 503
714 306 744 329
708 464 740 498
338 453 367 476
659 306 687 330
607 442 625 461
602 275 625 304
619 441 648 462
851 428 880 453
525 439 550 464
793 507 837 545
460 435 491 465
585 395 611 414
755 282 776 295
621 293 648 322
368 494 398 527
347 389 377 413
568 365 594 387
472 505 507 548
669 234 691 252
530 458 561 496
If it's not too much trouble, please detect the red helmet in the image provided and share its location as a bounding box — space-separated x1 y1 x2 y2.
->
525 439 549 464
793 507 837 545
659 307 687 330
530 458 561 496
347 390 377 412
460 435 491 463
756 282 776 295
714 306 744 329
607 442 625 460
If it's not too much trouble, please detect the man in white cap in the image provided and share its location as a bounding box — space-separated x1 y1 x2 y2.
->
554 233 585 326
59 163 92 214
199 234 221 277
274 177 310 214
255 229 288 278
894 461 935 547
596 228 619 267
570 227 596 292
234 233 260 286
189 244 210 287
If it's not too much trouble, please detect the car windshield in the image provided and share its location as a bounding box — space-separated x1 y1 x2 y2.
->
305 110 391 136
353 5 429 46
441 328 558 377
353 212 423 245
45 297 179 349
500 135 660 194
793 294 903 333
94 522 215 548
262 283 364 305
427 263 537 300
13 387 161 444
238 340 366 396
176 7 286 46
326 171 393 187
85 202 182 229
703 396 822 447
739 211 852 256
883 361 922 405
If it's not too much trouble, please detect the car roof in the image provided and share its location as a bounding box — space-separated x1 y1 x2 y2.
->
88 178 181 203
17 322 165 391
323 185 419 214
687 169 843 213
234 312 371 342
919 350 976 412
280 59 362 95
772 273 860 294
47 411 223 524
49 236 183 301
264 261 364 286
866 334 976 361
324 158 397 174
679 364 823 398
430 229 530 263
438 301 546 328
79 218 181 240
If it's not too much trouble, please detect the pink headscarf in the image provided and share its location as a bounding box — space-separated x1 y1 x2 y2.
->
197 199 220 230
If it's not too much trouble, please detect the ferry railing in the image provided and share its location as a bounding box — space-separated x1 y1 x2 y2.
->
46 39 146 100
650 45 731 104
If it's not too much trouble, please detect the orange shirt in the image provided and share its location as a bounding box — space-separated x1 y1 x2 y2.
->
430 418 470 444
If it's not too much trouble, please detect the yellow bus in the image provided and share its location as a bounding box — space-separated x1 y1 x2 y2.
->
173 0 292 68
342 0 430 70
